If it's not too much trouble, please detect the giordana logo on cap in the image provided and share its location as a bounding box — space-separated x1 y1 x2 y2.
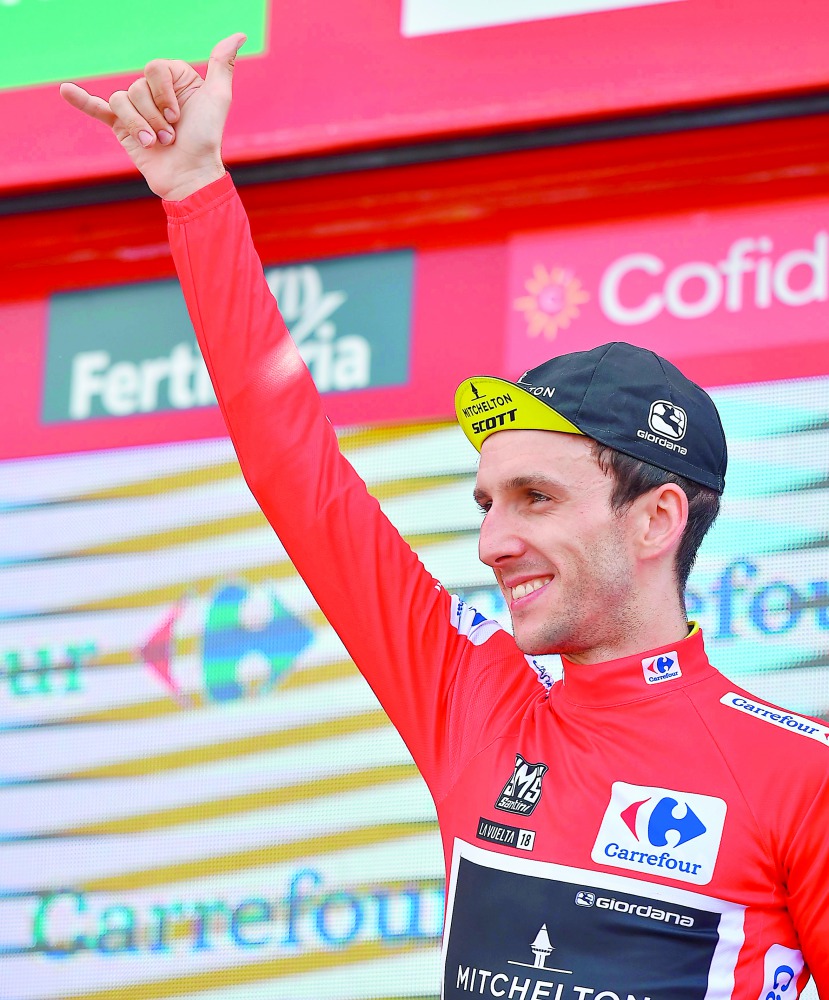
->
642 651 682 685
648 400 687 441
636 399 689 456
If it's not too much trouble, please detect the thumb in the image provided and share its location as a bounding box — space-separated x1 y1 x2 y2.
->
205 33 247 96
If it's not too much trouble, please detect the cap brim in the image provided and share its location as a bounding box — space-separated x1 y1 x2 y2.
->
455 376 583 452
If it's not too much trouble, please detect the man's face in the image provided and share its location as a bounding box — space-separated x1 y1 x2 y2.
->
475 429 640 658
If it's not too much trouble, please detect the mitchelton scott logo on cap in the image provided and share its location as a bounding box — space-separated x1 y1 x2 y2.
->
455 374 582 450
457 380 519 436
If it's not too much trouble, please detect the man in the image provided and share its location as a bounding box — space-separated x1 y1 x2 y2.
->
62 36 828 998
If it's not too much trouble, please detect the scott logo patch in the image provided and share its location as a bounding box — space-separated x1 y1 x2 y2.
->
495 754 548 816
592 782 726 885
642 650 682 685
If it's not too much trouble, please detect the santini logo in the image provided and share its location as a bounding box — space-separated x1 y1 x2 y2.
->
641 650 682 685
592 782 727 885
495 754 548 816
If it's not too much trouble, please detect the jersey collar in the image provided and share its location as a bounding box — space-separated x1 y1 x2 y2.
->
558 625 716 708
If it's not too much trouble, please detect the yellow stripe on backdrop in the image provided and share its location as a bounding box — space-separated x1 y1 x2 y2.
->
72 762 420 835
70 707 392 778
53 937 437 1000
82 823 440 892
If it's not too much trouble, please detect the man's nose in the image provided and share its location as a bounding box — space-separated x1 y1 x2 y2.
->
478 507 526 568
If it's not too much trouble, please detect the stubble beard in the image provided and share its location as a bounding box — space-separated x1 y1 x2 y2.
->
510 532 637 659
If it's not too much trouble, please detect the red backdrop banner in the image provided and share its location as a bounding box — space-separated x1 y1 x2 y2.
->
4 0 829 193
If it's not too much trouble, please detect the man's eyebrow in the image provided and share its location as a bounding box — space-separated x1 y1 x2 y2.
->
472 473 568 505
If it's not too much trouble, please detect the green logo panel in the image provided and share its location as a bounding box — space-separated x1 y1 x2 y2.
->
42 250 414 423
2 0 267 92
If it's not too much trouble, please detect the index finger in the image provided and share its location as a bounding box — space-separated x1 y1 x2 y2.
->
59 82 117 128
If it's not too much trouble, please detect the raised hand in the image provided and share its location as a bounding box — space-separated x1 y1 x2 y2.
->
59 33 246 201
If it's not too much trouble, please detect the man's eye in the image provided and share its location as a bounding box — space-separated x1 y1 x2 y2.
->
475 500 491 515
529 491 550 503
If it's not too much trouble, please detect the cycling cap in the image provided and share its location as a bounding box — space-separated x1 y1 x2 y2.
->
455 341 727 492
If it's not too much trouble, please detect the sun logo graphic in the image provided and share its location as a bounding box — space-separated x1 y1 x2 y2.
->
514 265 590 340
141 583 314 705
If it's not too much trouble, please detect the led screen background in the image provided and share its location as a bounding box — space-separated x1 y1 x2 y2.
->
1 371 827 998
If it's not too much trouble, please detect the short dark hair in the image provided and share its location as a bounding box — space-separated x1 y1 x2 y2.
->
590 442 721 597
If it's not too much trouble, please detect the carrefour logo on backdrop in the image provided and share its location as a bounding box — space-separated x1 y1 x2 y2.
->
42 251 413 423
30 871 444 958
141 583 314 704
592 782 727 886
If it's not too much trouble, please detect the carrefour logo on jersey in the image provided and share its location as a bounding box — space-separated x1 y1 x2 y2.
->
641 650 682 685
42 251 413 423
592 782 727 886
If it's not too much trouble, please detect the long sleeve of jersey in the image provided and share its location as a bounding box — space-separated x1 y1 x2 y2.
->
782 770 829 984
165 175 829 999
164 174 539 806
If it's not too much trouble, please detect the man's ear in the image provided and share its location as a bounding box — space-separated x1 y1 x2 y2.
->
635 483 689 562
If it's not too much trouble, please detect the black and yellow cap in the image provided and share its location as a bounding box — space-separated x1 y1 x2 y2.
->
455 375 583 444
454 342 727 493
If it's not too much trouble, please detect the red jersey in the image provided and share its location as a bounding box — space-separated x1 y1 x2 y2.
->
165 175 829 1000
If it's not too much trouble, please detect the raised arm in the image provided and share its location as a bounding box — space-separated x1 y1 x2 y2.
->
60 42 537 798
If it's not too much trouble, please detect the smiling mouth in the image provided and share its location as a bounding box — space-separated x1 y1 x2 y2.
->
510 576 553 603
